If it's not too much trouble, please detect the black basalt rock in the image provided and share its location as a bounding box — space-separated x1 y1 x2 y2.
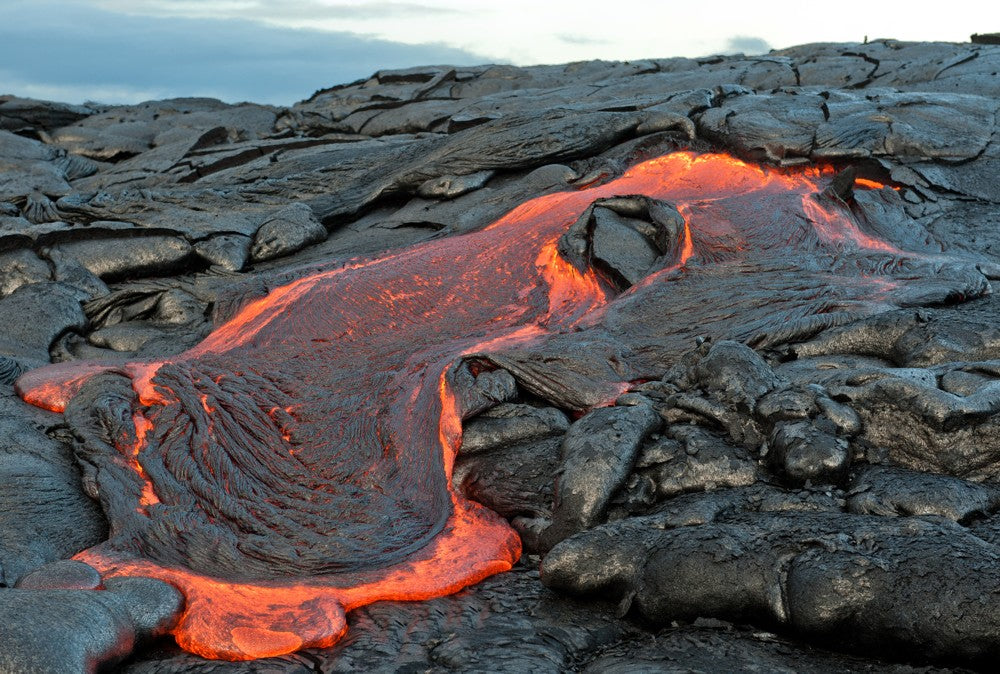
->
0 282 87 365
543 508 1000 665
250 203 328 262
528 401 661 551
558 195 687 289
0 577 183 674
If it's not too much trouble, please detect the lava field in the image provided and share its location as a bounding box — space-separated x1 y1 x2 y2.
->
2 38 1000 673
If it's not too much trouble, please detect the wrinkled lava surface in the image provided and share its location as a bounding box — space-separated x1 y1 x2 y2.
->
16 152 927 660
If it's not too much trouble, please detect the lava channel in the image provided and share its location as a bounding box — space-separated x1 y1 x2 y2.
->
15 152 929 660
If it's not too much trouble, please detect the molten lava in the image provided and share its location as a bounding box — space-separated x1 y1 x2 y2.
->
17 152 919 660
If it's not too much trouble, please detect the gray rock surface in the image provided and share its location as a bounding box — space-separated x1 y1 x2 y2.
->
0 577 182 674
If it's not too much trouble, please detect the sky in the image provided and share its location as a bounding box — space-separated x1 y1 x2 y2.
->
0 0 992 106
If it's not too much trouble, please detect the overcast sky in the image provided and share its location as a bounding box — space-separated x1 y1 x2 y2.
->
0 0 991 106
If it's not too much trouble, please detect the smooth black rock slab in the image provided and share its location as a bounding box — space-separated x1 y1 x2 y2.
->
481 339 633 412
46 246 110 299
543 508 1000 665
55 190 271 240
847 464 1000 521
306 109 647 222
449 364 518 420
50 99 276 162
0 248 50 296
53 233 193 280
15 559 103 590
335 162 579 246
0 388 107 587
0 281 87 364
531 401 661 550
698 92 826 162
0 577 183 674
560 195 686 290
640 425 759 499
785 40 1000 97
416 169 494 199
249 203 327 262
192 233 252 271
0 452 107 585
815 91 996 160
700 89 997 163
0 96 97 135
0 130 72 199
459 403 569 455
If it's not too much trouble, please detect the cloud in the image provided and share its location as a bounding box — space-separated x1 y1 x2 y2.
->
557 34 611 46
92 0 467 21
723 35 772 55
0 0 489 106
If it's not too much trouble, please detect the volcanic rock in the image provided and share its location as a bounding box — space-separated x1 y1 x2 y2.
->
847 464 1000 521
0 248 50 296
51 230 193 280
459 403 569 455
542 507 1000 664
640 425 759 499
0 577 182 673
528 401 661 550
15 559 103 590
191 233 252 271
0 282 87 365
0 96 97 135
249 203 327 262
0 389 107 587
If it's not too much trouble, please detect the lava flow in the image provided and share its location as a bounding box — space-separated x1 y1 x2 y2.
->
16 152 912 660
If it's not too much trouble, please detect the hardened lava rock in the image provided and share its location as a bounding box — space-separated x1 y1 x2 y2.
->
541 503 1000 665
0 576 183 674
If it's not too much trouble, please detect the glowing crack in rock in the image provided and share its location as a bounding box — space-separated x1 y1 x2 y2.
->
15 152 962 660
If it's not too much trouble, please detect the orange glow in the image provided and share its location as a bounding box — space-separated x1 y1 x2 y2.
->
14 362 117 413
75 495 518 660
680 221 694 264
801 195 901 254
672 205 695 268
128 413 160 511
438 370 462 482
536 240 607 325
126 362 169 406
15 151 915 661
855 177 899 190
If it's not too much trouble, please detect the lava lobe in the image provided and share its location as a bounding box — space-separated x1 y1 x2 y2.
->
16 152 928 660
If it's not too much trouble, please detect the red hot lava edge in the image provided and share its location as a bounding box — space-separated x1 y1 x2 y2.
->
16 152 898 660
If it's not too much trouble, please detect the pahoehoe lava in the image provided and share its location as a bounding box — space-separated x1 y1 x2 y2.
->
14 152 988 660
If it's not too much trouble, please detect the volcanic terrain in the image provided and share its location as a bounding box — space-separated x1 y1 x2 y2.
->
2 38 1000 672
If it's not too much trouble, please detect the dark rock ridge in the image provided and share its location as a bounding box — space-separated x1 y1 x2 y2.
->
1 38 1000 671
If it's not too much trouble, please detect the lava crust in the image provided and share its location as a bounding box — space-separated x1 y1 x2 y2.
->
14 152 987 660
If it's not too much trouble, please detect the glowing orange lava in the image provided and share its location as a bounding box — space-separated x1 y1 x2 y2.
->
16 362 118 413
16 152 912 660
855 177 899 190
